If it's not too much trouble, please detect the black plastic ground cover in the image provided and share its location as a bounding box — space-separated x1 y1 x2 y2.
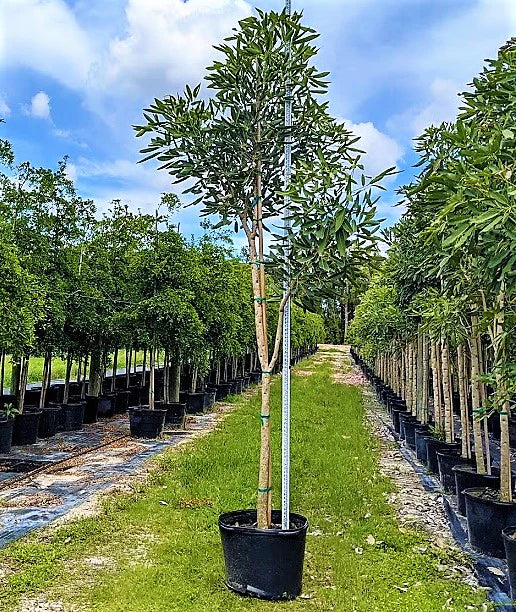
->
0 413 219 549
374 406 515 610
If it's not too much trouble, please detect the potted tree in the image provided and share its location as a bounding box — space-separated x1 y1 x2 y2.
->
136 9 391 599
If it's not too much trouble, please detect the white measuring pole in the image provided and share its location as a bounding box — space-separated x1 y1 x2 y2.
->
282 0 292 531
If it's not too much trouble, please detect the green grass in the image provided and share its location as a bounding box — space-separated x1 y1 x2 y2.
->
2 350 150 387
0 354 489 611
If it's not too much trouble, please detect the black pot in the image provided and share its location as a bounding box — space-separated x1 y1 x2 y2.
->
219 510 308 600
436 451 475 492
37 407 60 439
212 383 232 400
464 487 516 557
12 410 41 445
502 526 516 598
228 380 242 394
129 407 166 439
403 418 423 450
84 396 100 424
97 394 115 418
60 403 85 431
399 412 417 440
203 390 217 410
46 384 64 405
426 438 460 474
415 431 431 463
0 419 14 453
185 392 206 415
453 466 501 516
24 388 41 405
163 403 186 429
114 390 130 414
391 407 407 434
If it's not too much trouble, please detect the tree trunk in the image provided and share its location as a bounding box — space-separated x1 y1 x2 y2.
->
457 344 471 459
111 347 118 392
18 355 29 414
142 348 147 387
149 346 155 411
169 360 181 404
63 353 73 405
441 340 453 443
89 338 103 398
470 316 487 474
39 351 52 410
126 348 131 389
421 336 429 424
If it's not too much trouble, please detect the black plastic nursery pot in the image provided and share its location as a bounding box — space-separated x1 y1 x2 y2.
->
185 392 206 415
502 526 516 599
129 407 166 439
61 402 85 431
0 419 14 453
203 390 217 410
436 451 475 492
249 372 262 385
403 418 423 450
84 396 100 424
426 438 460 474
163 402 186 429
415 431 431 463
97 394 115 418
391 407 407 434
212 383 232 401
219 510 308 600
398 412 417 441
12 410 42 445
464 487 516 558
454 466 500 516
37 407 60 439
114 390 130 414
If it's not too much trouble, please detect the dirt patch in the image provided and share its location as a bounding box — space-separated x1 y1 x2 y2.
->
0 493 62 509
18 595 78 612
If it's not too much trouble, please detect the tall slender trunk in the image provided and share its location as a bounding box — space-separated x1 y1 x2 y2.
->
421 336 429 425
76 356 82 384
126 348 131 389
18 355 29 413
170 360 181 404
470 317 487 473
111 347 118 392
11 357 21 399
39 351 52 409
416 333 423 421
441 340 453 443
142 348 147 387
149 346 155 411
63 353 73 405
457 344 471 458
89 338 103 398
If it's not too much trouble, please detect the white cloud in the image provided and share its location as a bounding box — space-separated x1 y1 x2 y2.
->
92 0 251 102
0 0 95 90
342 118 404 178
24 91 51 119
0 96 11 117
387 78 461 138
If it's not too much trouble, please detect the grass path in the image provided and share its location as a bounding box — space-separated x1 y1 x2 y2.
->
0 348 489 611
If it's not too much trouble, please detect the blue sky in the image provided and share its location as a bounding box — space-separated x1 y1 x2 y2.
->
1 0 515 236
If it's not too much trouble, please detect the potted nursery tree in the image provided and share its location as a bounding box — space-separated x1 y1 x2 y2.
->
136 9 391 599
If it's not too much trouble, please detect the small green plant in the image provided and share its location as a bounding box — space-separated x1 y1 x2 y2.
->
428 424 445 441
0 403 19 420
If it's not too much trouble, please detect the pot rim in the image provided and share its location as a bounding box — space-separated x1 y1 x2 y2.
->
452 464 499 475
463 486 515 507
219 510 308 536
502 526 516 540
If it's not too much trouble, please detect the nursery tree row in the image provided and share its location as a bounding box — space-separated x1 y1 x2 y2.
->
348 39 515 501
0 135 325 414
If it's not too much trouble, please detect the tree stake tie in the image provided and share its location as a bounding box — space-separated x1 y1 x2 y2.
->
261 370 271 375
254 297 266 303
258 487 272 494
260 414 270 426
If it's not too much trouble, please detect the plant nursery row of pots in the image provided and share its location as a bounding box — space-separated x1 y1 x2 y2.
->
352 349 516 599
0 346 317 456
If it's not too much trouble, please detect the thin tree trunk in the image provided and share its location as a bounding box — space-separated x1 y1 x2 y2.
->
471 316 487 474
76 356 82 384
126 348 131 389
18 355 29 414
442 340 453 443
111 347 118 392
149 346 155 411
421 336 429 424
63 353 73 405
11 357 21 399
142 348 147 387
38 353 49 410
457 344 471 458
170 360 181 404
